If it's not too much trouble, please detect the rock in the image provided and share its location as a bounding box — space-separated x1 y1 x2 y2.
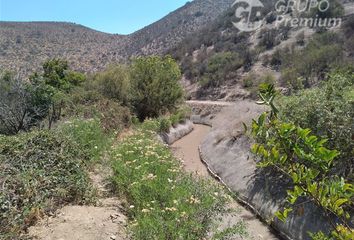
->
159 120 194 145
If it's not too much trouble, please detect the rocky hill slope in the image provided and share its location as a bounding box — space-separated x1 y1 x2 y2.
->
169 1 354 100
0 22 128 74
0 0 234 74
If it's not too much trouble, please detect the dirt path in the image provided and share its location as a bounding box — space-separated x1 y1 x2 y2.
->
187 100 234 106
28 165 127 240
171 124 279 240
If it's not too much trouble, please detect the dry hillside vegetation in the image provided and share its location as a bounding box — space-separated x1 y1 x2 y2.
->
0 0 234 74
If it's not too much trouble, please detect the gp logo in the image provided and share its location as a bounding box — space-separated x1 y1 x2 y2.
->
232 0 264 32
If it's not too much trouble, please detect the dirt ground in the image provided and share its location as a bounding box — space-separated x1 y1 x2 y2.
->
28 166 127 240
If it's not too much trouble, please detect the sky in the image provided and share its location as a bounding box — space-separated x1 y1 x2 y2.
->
0 0 191 34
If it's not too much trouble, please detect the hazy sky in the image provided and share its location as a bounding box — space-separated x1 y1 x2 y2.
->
0 0 191 34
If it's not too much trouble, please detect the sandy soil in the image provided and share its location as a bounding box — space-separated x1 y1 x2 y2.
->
28 165 127 240
171 124 279 240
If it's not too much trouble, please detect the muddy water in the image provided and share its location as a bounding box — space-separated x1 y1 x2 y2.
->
171 124 210 176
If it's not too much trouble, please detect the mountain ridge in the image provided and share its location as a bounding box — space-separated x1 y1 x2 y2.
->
0 0 234 73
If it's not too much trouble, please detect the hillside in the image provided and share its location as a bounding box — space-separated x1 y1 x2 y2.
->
169 0 354 100
126 0 234 56
0 22 129 74
0 0 234 74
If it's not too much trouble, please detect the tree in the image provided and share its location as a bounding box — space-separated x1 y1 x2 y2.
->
42 58 85 91
130 56 184 120
32 58 86 128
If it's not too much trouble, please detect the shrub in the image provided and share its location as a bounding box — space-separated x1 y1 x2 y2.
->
251 84 353 239
243 73 277 99
42 58 86 91
130 56 184 120
174 105 192 121
111 120 227 239
258 29 278 50
28 58 87 129
65 98 132 133
281 68 304 92
59 119 112 163
280 32 344 89
93 64 130 105
279 72 354 178
269 49 283 70
199 52 243 88
0 72 48 135
169 114 180 128
295 31 305 46
0 120 105 238
243 74 254 88
158 117 172 133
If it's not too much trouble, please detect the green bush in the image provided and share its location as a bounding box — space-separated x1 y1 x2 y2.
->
242 75 254 88
175 105 192 122
295 31 305 46
199 52 243 88
279 71 354 178
130 56 184 120
111 120 228 239
65 93 132 134
279 32 344 89
0 121 104 238
243 73 276 99
42 58 86 92
169 114 180 128
28 58 87 129
258 29 278 50
251 84 353 239
59 119 112 163
158 118 172 133
93 64 130 105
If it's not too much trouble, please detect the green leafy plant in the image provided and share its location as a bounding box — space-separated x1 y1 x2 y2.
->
251 84 354 239
130 56 184 120
93 64 130 105
158 117 172 133
279 71 354 178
